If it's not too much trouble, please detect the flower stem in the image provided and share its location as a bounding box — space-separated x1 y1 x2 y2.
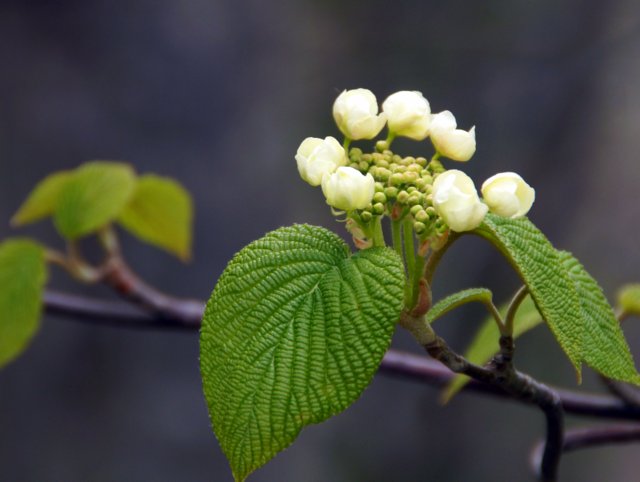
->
391 218 403 260
403 219 416 304
372 216 386 247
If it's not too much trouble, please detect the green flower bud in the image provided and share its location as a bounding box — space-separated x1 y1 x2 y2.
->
409 205 422 216
362 153 373 163
397 190 409 204
384 187 399 199
373 202 385 215
373 192 387 204
390 173 405 186
408 193 422 205
416 156 428 167
374 182 385 192
414 209 428 223
375 140 390 152
403 171 419 184
359 161 370 172
360 211 373 222
413 221 427 234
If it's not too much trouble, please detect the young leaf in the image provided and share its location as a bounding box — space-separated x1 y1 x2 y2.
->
442 296 542 403
618 283 640 317
11 171 71 226
474 214 584 378
559 251 640 384
118 174 193 261
200 224 404 481
0 239 47 368
426 288 493 324
54 161 137 239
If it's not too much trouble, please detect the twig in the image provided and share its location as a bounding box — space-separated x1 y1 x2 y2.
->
530 423 640 475
423 334 564 481
43 289 640 421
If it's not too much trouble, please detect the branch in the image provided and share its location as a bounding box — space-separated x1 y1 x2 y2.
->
530 423 640 475
43 289 640 421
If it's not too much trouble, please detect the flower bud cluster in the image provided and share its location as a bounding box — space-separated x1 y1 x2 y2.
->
294 87 535 245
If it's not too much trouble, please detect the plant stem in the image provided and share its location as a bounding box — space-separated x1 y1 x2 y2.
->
372 216 386 247
391 218 403 260
505 285 529 335
423 231 460 285
403 219 416 304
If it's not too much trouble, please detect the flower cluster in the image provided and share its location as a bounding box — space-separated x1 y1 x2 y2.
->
295 88 534 246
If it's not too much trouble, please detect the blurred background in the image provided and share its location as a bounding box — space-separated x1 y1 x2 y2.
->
1 0 640 480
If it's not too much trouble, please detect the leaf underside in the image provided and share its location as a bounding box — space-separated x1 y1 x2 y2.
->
200 224 404 481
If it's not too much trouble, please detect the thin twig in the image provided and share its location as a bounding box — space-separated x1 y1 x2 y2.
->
530 423 640 476
43 289 640 422
423 335 563 481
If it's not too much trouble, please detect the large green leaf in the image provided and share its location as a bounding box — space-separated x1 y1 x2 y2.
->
200 225 404 481
118 174 193 261
559 251 640 384
11 171 71 226
54 161 137 239
0 239 47 368
442 295 542 403
426 288 493 324
475 214 584 378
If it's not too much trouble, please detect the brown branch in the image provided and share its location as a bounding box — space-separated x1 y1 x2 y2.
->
44 289 640 422
530 423 640 475
423 334 563 482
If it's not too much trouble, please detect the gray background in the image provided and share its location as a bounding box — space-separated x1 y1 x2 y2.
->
1 1 640 480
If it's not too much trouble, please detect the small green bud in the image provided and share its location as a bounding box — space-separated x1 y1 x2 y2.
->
390 173 405 186
362 153 373 163
397 190 409 204
416 156 428 167
373 167 392 181
373 202 385 215
384 187 399 199
413 221 426 234
374 182 385 192
376 159 390 169
406 186 417 194
404 156 416 165
360 211 373 222
403 171 419 184
392 154 403 164
375 140 389 152
409 205 422 216
407 163 422 173
415 209 429 223
359 161 369 172
426 206 437 218
349 147 363 157
373 192 387 204
408 193 422 205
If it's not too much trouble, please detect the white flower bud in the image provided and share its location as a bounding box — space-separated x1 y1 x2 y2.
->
432 169 488 232
295 136 347 186
333 89 387 140
429 111 476 161
382 91 431 140
481 172 535 219
321 166 375 211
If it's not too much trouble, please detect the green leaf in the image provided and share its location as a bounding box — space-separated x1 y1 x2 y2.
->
54 161 137 239
618 283 640 317
475 214 584 378
0 239 47 368
426 288 493 324
11 171 72 226
200 224 404 481
559 251 640 384
118 174 193 261
442 295 542 403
